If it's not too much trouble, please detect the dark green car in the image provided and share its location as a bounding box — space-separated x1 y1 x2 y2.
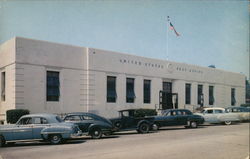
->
154 109 204 129
110 109 157 133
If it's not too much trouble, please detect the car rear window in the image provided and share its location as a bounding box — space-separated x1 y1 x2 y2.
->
56 116 63 122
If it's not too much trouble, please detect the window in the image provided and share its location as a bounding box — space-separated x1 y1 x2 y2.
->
107 76 117 103
1 72 5 101
231 88 236 106
214 109 223 114
34 118 48 124
209 86 214 105
17 117 32 125
206 110 213 114
143 80 151 103
197 85 203 105
126 78 136 103
183 110 192 115
185 83 191 104
47 71 60 101
65 115 81 121
163 82 172 93
82 115 94 120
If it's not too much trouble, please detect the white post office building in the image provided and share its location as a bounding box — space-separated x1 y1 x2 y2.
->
0 37 246 123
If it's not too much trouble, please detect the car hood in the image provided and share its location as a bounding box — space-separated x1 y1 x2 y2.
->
0 124 17 130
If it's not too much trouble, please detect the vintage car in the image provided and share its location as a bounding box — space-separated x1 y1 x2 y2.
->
225 106 250 122
195 107 240 125
109 109 157 133
0 114 82 147
63 112 114 139
153 109 204 129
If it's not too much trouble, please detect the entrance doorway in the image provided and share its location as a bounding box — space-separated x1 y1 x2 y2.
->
159 82 178 110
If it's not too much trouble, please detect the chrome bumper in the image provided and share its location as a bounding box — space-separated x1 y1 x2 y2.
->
70 130 82 138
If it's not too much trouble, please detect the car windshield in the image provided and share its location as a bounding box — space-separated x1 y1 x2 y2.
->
162 110 171 116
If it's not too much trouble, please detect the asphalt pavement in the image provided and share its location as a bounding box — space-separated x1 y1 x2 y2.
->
0 123 249 159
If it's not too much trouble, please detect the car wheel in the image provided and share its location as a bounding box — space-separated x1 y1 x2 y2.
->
0 136 5 147
190 121 198 128
91 128 102 139
224 121 232 125
49 134 62 145
138 123 150 133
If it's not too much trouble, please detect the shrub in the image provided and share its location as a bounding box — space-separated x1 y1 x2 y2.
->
6 109 30 124
240 103 250 107
134 109 157 117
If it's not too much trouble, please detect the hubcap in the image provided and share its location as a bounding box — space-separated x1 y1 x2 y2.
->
94 131 99 135
53 136 59 141
191 122 197 128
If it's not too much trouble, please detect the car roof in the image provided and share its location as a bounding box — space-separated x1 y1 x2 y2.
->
65 112 103 118
203 107 225 110
19 113 62 123
226 106 245 109
21 113 58 118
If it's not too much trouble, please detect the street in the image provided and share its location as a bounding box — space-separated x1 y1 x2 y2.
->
0 123 249 159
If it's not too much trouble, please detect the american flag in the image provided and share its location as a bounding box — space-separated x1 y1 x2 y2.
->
168 17 180 36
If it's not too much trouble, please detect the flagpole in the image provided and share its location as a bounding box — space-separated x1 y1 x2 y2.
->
166 16 170 61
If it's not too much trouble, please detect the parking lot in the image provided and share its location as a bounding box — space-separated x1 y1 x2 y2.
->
0 122 249 159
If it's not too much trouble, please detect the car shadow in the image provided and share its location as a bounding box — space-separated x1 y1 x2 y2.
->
114 131 157 136
2 140 85 148
81 135 120 140
201 122 241 127
158 126 207 131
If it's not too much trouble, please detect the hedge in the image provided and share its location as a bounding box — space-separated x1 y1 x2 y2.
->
134 109 157 117
240 103 250 107
6 109 30 124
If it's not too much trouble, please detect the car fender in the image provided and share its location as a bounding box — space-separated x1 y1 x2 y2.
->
137 120 151 128
41 126 72 140
88 124 101 134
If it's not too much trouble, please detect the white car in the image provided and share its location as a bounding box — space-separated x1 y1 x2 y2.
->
225 106 250 122
195 107 240 125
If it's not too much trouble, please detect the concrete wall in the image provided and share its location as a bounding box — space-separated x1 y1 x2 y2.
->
0 38 16 122
88 48 246 116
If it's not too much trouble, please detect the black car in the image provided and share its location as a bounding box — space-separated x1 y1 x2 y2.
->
110 109 157 133
153 109 204 129
63 112 114 139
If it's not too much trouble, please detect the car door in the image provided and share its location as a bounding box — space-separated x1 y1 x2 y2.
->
64 115 87 132
203 109 218 123
12 117 33 140
176 110 188 125
32 117 50 139
121 111 136 129
80 115 96 132
162 110 177 126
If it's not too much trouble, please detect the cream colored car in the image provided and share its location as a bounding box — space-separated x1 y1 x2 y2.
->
195 107 241 125
225 107 250 122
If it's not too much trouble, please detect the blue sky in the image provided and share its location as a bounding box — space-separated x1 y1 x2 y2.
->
0 0 249 79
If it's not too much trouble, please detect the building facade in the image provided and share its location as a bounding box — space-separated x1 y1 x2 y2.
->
0 37 246 123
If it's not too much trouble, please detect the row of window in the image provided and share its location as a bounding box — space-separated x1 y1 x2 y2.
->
185 84 215 105
107 76 151 103
0 71 237 106
185 84 236 106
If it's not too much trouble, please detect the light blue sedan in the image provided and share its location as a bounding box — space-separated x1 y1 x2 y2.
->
0 114 82 147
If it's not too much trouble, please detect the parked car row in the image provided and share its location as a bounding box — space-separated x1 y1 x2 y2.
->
0 106 248 147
